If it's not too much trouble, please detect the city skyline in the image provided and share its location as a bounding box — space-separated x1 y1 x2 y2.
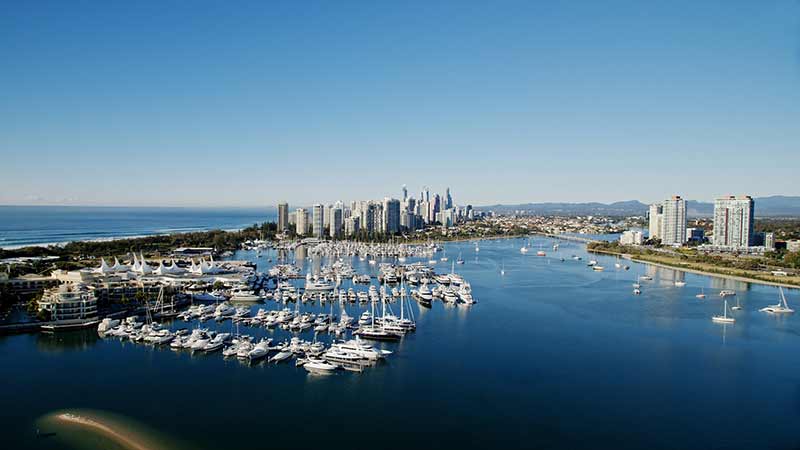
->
2 1 799 207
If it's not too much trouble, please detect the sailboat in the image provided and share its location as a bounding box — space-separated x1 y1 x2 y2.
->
456 252 464 265
696 287 706 299
500 260 505 276
712 299 735 323
759 287 795 314
632 272 641 289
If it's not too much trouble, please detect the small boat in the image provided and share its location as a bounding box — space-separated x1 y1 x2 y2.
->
270 350 293 363
719 290 736 297
592 266 605 271
712 299 735 323
248 339 271 361
759 287 795 314
674 281 686 287
304 359 338 374
536 251 546 257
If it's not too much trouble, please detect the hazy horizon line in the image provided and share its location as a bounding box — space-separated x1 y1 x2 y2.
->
2 194 798 210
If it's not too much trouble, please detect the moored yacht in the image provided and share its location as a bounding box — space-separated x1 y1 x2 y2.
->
759 287 795 314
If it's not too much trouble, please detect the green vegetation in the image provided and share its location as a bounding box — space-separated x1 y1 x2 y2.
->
0 222 279 260
588 241 800 287
755 218 800 241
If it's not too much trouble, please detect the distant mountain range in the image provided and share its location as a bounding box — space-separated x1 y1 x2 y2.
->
476 196 800 217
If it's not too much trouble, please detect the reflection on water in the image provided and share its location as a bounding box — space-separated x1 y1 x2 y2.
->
3 237 799 450
709 277 749 293
36 330 100 353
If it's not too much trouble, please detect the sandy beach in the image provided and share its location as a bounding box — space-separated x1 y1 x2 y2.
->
55 412 156 450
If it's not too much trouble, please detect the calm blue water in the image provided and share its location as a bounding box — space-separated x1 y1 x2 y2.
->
2 237 800 449
0 206 275 248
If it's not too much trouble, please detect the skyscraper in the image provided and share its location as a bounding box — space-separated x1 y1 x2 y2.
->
445 187 453 209
661 196 686 246
402 185 408 201
295 208 308 236
277 202 289 231
713 196 754 248
344 216 359 236
383 198 401 234
330 207 343 238
648 204 663 240
312 204 324 238
363 203 376 233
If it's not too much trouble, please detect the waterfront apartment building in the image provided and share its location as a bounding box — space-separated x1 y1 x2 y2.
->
312 204 324 238
713 196 754 249
296 208 308 236
648 204 663 240
38 283 98 321
620 230 644 245
277 202 289 231
661 196 686 246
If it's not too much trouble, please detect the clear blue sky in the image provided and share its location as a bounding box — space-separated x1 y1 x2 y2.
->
1 0 798 207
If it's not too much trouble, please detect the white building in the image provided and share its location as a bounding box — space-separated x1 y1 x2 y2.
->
345 216 359 236
38 283 98 322
620 230 644 245
296 208 308 236
661 196 686 246
648 204 663 240
713 195 754 249
312 204 324 238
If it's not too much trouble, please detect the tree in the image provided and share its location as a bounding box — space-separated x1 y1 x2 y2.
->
784 252 800 269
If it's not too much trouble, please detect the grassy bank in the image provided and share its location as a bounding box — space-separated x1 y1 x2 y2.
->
588 247 800 288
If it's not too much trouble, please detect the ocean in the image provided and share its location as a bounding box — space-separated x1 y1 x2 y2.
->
0 206 276 249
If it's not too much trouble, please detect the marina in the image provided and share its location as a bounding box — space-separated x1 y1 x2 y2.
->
4 236 800 450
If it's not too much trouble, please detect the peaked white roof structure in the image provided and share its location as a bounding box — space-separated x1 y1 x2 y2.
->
96 258 113 274
137 252 153 275
131 253 141 272
189 257 223 275
110 257 130 272
155 259 186 276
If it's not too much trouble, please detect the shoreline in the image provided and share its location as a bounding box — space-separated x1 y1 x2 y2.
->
55 412 155 450
589 248 800 289
0 227 249 251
